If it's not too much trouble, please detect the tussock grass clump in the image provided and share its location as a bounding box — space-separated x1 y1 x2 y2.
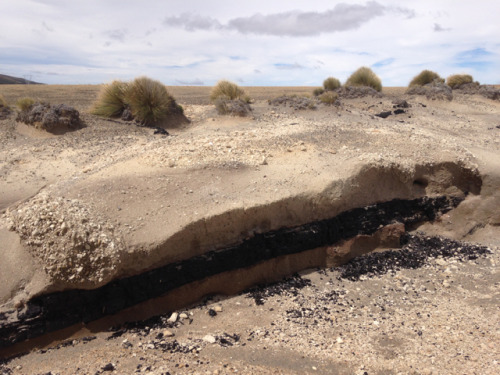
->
210 80 245 102
313 88 325 96
319 91 339 105
409 70 444 87
323 77 341 91
126 77 175 125
16 97 35 111
91 80 129 118
92 77 180 126
446 74 474 89
345 67 382 92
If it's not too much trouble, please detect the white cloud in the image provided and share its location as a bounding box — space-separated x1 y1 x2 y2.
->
0 0 499 86
163 2 409 36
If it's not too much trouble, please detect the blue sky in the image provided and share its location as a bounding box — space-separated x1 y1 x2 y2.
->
1 0 499 86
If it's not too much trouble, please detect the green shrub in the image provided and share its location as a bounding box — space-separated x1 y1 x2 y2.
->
446 74 474 88
313 88 325 96
210 80 245 102
125 76 175 125
323 77 341 91
16 97 35 111
0 94 7 107
345 67 382 92
91 80 129 118
409 70 444 87
319 91 339 105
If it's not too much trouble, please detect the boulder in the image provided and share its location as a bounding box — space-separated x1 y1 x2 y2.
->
16 103 83 132
268 95 316 110
336 86 383 99
478 85 500 101
215 98 253 116
406 81 453 101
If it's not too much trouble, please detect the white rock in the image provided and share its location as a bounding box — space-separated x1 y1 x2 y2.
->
167 312 178 323
203 335 216 344
163 330 174 337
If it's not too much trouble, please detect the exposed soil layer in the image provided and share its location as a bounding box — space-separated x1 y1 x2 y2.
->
0 195 461 348
0 233 496 374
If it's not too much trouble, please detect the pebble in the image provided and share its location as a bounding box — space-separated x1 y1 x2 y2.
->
214 305 223 313
163 330 175 337
167 312 178 323
203 335 216 344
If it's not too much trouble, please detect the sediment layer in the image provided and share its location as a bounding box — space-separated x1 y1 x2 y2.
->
0 195 461 348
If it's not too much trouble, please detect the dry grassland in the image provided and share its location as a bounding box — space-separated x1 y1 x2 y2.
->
0 84 407 111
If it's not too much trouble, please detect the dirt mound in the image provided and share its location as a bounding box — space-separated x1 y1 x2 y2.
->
336 86 382 99
478 85 500 100
454 83 500 100
6 193 124 288
16 103 83 133
268 95 316 110
215 98 252 116
406 81 453 101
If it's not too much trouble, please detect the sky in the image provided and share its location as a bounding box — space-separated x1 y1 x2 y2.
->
1 0 499 86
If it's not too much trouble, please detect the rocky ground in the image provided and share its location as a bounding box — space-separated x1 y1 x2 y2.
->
1 233 498 375
0 85 499 374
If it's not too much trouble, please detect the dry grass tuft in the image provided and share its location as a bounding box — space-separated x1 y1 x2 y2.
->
409 70 444 87
323 77 341 91
313 88 325 97
126 77 176 125
446 74 474 89
210 80 245 102
345 67 382 92
16 97 35 111
91 80 129 118
92 77 179 126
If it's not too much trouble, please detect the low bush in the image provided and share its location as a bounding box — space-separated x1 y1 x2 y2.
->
409 70 444 87
16 97 35 111
91 80 129 118
210 80 245 102
323 77 341 91
345 67 382 92
319 91 339 105
446 74 474 89
126 76 176 125
313 88 325 96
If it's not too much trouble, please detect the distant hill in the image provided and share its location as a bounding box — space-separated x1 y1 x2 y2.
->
0 74 43 85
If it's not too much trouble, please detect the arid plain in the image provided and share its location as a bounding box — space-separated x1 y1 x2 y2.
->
0 84 499 374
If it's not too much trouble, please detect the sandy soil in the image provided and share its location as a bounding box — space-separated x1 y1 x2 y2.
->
0 85 499 374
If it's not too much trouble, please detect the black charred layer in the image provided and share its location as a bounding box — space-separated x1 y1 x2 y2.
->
338 233 491 281
0 195 462 348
